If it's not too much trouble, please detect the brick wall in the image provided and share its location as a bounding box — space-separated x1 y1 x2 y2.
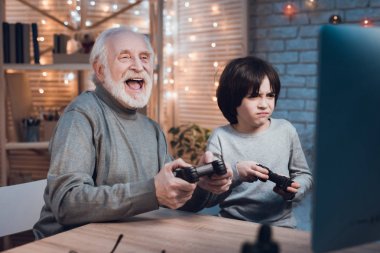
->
248 0 380 169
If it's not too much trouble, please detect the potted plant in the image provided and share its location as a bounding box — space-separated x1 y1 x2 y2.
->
168 123 211 164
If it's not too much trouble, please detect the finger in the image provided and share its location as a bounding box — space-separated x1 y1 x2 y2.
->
253 171 269 181
204 177 231 186
166 158 192 172
291 181 300 189
286 186 298 193
255 164 269 174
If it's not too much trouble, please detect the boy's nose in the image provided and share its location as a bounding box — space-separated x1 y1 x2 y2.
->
258 98 269 108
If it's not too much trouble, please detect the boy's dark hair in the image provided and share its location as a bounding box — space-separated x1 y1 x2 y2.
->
217 56 281 124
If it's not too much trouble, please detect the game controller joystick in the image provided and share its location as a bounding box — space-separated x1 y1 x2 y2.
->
257 164 294 192
174 160 227 183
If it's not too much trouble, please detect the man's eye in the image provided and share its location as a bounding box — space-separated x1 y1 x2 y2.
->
121 54 131 59
267 93 276 98
141 55 149 60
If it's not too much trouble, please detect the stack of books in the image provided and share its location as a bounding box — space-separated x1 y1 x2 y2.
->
2 22 40 64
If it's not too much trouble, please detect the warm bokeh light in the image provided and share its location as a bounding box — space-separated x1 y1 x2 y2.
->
283 3 296 18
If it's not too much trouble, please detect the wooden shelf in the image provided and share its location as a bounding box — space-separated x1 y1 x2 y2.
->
5 142 49 150
3 63 91 71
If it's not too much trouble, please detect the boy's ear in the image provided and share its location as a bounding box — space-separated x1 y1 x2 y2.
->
93 61 105 82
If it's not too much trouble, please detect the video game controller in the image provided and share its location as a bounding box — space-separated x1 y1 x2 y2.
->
174 160 227 183
256 164 294 192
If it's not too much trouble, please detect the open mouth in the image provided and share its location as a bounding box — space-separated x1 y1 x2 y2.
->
124 78 144 90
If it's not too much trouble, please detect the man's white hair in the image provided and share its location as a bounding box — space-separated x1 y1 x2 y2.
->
89 26 154 86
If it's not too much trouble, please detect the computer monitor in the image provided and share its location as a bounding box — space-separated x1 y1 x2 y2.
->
312 25 380 252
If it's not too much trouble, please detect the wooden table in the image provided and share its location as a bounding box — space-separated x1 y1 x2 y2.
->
4 208 380 253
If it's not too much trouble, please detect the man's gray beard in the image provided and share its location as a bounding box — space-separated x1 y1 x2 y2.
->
103 67 152 109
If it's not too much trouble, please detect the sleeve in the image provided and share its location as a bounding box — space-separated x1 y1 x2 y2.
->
46 109 159 225
181 130 237 211
288 127 313 203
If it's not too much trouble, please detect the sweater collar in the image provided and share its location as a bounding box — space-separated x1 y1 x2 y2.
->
94 84 138 120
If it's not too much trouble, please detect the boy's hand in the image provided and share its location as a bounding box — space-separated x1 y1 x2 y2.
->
236 161 269 182
273 181 300 200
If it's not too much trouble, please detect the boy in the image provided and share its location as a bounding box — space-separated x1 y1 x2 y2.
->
207 56 312 228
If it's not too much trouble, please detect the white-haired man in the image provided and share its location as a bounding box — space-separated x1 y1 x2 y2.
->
33 27 232 239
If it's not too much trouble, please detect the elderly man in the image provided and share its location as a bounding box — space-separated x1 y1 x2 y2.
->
33 27 232 239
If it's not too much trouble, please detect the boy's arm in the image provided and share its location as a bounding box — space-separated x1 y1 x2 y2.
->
288 130 313 202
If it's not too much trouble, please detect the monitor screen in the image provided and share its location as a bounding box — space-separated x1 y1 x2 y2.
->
312 24 380 252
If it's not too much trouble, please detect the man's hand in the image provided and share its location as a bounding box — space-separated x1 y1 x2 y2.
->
236 161 269 182
154 159 196 209
197 151 233 194
273 181 300 200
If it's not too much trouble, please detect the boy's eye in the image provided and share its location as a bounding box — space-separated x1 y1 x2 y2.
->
248 93 259 98
267 93 276 98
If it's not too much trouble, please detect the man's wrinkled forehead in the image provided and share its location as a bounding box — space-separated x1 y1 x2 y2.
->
106 31 152 55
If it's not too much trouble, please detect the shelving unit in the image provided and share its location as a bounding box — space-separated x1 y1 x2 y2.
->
0 0 164 187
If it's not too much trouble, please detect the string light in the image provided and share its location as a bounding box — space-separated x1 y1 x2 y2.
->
329 15 342 24
211 5 219 13
306 0 317 9
361 17 372 27
283 2 296 20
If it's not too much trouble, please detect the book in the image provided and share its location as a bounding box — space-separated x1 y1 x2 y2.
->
31 23 40 64
23 23 31 64
15 22 24 63
2 22 10 63
9 23 17 63
53 33 60 54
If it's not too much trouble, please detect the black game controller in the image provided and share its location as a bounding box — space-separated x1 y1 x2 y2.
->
256 164 294 192
174 160 227 183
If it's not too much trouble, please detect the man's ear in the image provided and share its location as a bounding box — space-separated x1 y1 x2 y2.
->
93 61 105 82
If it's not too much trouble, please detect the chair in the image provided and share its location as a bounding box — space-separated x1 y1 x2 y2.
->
0 179 46 237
